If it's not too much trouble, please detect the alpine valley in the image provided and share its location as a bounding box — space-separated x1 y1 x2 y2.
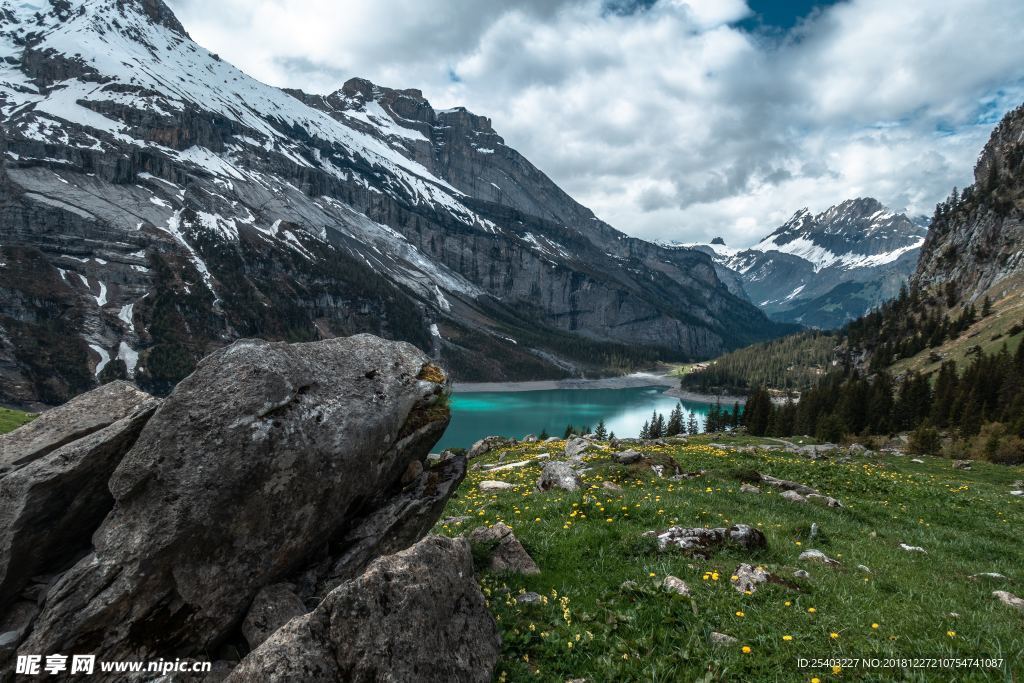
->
678 198 929 329
0 0 792 407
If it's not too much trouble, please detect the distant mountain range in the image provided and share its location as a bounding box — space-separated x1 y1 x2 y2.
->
0 0 791 406
672 198 929 328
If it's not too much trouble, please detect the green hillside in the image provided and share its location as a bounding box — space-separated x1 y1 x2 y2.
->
438 436 1024 682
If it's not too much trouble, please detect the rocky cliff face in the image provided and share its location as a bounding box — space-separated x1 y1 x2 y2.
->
679 198 928 328
913 104 1024 303
0 335 497 681
0 0 788 407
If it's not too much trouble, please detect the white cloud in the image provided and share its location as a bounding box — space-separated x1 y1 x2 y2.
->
165 0 1024 247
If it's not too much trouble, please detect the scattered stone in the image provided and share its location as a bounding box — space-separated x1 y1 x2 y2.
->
1011 490 1024 497
468 523 540 575
760 473 819 495
793 569 810 579
241 583 307 650
733 563 772 593
993 591 1024 612
780 490 807 503
709 632 738 646
740 483 761 494
806 493 843 508
899 543 927 553
516 592 542 605
910 458 924 464
799 549 840 567
662 576 691 596
612 449 643 465
857 564 872 574
654 524 767 557
970 572 1007 580
441 516 470 526
468 436 514 460
564 437 592 460
522 434 538 443
227 536 500 683
810 522 819 539
602 481 624 492
953 459 972 470
537 461 582 492
620 580 639 591
478 480 514 492
674 470 705 480
848 443 869 455
480 459 534 473
544 436 560 443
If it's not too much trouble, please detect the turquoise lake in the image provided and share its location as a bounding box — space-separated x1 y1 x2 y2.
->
435 386 723 451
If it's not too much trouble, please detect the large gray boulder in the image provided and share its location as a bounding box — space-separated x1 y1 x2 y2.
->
652 524 767 557
227 536 500 683
17 335 455 665
242 584 307 650
0 381 159 613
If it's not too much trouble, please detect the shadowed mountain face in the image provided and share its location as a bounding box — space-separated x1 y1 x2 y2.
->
0 0 790 406
677 198 929 329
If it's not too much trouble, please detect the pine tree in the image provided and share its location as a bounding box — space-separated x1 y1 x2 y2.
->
666 403 683 436
982 296 993 317
686 412 698 435
539 428 550 440
639 420 650 440
594 419 607 440
563 424 575 438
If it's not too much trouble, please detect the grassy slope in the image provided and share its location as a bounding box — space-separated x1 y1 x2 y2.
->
891 278 1024 377
436 436 1024 682
0 407 35 434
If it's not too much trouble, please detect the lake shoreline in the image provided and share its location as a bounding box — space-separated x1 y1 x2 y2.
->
452 372 746 405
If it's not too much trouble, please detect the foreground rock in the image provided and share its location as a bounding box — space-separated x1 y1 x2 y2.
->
468 436 514 459
651 524 767 557
732 564 772 593
537 461 582 492
993 591 1024 612
228 536 500 683
242 584 307 650
760 473 819 496
16 335 457 668
0 381 160 613
468 523 540 575
564 437 592 460
662 576 691 596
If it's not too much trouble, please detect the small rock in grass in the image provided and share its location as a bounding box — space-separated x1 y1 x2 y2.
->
993 591 1024 611
654 524 767 556
793 569 810 579
478 480 514 492
910 458 924 464
662 576 691 596
602 481 623 492
709 632 738 646
780 490 807 503
806 493 843 508
740 483 760 494
799 549 840 566
468 523 540 575
564 437 591 460
620 580 639 591
544 436 560 443
899 543 927 553
733 564 772 593
952 459 972 470
970 572 1007 580
1011 490 1024 497
522 434 537 443
857 564 872 574
809 523 819 539
612 449 642 464
537 461 582 492
515 592 542 605
760 473 819 495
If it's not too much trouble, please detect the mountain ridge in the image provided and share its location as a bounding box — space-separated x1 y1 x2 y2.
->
676 197 928 328
0 0 790 406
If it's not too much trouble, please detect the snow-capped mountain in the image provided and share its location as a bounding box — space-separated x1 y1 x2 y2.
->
0 0 790 405
678 199 929 328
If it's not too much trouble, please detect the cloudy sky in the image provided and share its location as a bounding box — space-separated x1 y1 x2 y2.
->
165 0 1024 247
